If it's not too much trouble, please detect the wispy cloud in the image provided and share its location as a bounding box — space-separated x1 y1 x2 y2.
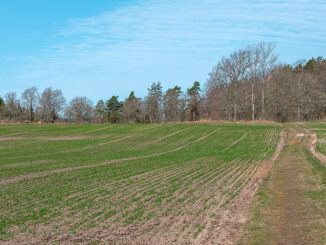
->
4 0 326 100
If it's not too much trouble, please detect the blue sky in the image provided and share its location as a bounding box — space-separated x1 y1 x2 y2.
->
1 0 326 103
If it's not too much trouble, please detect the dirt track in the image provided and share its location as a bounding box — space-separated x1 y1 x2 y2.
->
240 124 326 244
307 131 326 165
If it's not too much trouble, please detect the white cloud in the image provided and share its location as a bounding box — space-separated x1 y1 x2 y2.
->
6 0 326 100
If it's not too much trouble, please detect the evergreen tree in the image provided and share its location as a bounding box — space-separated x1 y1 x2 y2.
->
187 81 201 121
106 96 123 123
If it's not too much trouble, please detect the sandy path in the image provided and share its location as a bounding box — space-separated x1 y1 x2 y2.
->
0 129 218 185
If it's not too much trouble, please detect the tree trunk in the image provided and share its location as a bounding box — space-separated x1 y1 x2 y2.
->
261 79 265 120
30 105 33 122
233 104 237 121
251 83 255 121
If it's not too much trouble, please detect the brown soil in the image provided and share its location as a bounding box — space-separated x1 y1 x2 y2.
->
35 135 109 140
0 137 24 141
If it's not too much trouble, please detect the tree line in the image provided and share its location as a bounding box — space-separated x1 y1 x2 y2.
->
0 81 201 123
1 42 326 123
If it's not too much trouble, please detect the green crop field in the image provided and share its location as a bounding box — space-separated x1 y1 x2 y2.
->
0 123 282 244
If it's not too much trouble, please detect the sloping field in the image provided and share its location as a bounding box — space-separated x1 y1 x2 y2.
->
0 123 282 244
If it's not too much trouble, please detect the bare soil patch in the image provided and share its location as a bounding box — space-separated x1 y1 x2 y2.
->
0 137 24 141
35 135 109 140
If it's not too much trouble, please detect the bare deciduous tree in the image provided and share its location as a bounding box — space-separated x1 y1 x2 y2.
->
65 96 93 123
206 42 278 121
39 87 66 123
206 47 251 121
21 87 39 122
4 92 21 121
254 42 278 120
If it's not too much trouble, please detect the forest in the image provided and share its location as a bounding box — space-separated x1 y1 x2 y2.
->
1 42 325 123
